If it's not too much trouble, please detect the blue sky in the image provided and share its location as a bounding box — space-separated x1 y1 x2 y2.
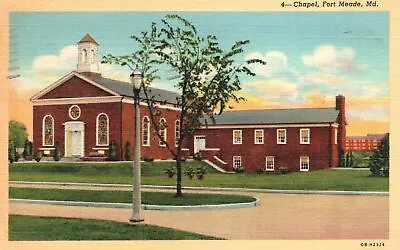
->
9 12 389 135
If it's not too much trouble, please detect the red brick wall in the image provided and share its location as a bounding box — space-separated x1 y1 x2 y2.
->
121 103 180 160
39 76 113 99
33 102 122 159
193 126 339 172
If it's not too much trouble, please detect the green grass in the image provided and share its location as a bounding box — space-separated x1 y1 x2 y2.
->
9 162 388 191
9 215 221 240
9 187 256 205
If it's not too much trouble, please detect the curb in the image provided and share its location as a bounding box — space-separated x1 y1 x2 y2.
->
9 181 389 196
9 197 260 211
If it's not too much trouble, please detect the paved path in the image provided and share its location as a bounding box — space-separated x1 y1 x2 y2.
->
9 187 389 239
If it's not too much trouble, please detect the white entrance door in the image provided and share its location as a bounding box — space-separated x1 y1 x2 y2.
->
194 136 206 153
71 131 82 156
64 121 85 157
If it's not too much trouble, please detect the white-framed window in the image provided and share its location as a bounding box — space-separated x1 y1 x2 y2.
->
254 129 264 144
159 118 167 147
300 128 310 144
82 49 87 63
68 105 81 120
175 120 180 147
96 113 109 146
277 129 286 144
42 115 54 146
300 156 310 172
142 116 150 146
233 156 242 169
334 128 338 145
233 130 242 144
265 156 274 171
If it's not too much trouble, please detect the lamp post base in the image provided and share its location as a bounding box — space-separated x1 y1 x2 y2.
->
129 218 145 225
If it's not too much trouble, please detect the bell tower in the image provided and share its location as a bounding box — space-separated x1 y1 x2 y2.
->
77 34 100 76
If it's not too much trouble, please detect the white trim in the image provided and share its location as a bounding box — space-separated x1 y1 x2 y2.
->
32 96 123 106
300 156 310 172
214 155 227 165
42 115 54 146
233 130 242 145
277 129 286 145
254 129 264 144
300 128 310 145
122 98 181 111
96 113 109 146
201 148 220 151
38 147 55 150
182 148 190 151
159 117 167 147
92 147 109 150
335 128 338 145
64 121 85 157
68 105 81 120
232 156 242 169
200 123 336 129
174 119 180 147
142 116 150 147
30 71 120 101
265 156 274 171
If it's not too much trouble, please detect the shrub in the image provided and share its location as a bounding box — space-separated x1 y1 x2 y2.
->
196 166 206 180
143 157 154 162
23 139 32 158
125 142 131 161
8 141 15 163
234 166 245 173
184 166 195 179
108 141 117 161
369 134 389 177
34 151 42 162
14 146 20 162
256 168 264 174
193 152 202 161
53 142 61 162
164 167 175 178
278 167 289 174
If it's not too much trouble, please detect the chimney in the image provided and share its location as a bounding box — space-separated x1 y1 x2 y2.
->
335 95 346 162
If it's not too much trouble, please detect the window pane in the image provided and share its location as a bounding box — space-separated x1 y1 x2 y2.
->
97 114 108 145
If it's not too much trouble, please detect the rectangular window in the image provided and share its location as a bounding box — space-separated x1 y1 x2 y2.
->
254 129 264 144
300 128 310 144
334 128 338 145
300 156 310 172
277 129 286 144
233 156 242 169
265 156 274 171
233 130 242 144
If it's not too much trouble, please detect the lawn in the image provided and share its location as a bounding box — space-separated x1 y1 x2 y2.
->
9 215 221 240
9 187 256 205
9 161 389 191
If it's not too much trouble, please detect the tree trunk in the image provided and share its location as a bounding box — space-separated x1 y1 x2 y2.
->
175 147 183 197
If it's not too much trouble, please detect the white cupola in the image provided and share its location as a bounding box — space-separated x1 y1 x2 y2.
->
76 34 100 74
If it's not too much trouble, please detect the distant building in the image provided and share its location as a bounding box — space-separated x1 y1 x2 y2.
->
346 133 387 152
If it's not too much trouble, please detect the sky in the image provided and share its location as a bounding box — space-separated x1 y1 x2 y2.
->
8 12 389 138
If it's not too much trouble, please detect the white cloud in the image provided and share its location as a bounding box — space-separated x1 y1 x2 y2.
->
302 45 368 73
32 45 77 73
248 79 298 100
246 51 298 79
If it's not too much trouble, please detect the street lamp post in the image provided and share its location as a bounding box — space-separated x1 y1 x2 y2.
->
129 68 144 224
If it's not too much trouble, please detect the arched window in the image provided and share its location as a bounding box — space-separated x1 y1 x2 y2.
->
82 49 88 63
142 116 150 146
90 49 95 63
175 120 180 147
42 115 54 146
96 113 109 146
159 118 167 147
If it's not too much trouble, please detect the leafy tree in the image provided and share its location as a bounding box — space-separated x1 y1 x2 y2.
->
8 140 16 163
103 14 265 196
369 134 389 177
9 120 28 148
23 139 33 158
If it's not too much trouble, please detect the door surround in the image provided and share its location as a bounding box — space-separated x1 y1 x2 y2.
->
64 121 85 157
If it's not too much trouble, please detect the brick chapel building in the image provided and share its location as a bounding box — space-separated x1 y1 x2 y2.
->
31 34 347 172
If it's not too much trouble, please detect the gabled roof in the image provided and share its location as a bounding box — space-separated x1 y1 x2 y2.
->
78 34 99 45
30 71 180 105
85 74 180 104
202 108 340 126
347 133 387 140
